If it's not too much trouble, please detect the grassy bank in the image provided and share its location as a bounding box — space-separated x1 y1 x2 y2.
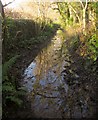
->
3 18 60 62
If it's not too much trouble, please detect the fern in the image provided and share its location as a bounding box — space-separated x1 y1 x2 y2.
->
2 55 26 107
5 96 23 106
3 55 20 81
16 90 26 96
17 87 27 95
3 83 26 106
3 82 16 92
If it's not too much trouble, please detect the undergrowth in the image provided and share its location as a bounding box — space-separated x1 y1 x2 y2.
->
3 18 60 62
2 17 60 118
2 55 26 117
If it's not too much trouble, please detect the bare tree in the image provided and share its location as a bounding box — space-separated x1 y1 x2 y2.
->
0 0 5 19
0 0 15 19
79 0 88 30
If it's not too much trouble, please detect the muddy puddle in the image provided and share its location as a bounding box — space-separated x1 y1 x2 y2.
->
22 33 72 118
22 32 95 118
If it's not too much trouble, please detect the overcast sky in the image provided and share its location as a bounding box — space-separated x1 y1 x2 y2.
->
1 0 26 8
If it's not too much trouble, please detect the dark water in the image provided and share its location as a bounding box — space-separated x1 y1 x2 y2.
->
22 32 91 118
22 33 71 118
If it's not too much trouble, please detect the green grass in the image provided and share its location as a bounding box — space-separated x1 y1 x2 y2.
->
3 18 60 62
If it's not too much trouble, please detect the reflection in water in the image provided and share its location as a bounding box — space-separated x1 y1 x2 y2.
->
22 31 96 118
23 34 69 118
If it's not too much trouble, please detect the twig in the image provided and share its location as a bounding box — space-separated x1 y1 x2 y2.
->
3 0 15 7
32 89 59 98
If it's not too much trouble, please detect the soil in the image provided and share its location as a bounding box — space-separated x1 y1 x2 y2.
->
3 29 98 119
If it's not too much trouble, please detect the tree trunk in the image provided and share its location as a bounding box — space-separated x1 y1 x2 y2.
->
0 1 5 19
0 1 6 62
83 8 86 30
0 1 4 41
68 3 81 25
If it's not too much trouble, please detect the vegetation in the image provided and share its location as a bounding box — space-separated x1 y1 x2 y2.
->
2 2 60 118
2 55 27 117
1 0 98 118
56 2 97 63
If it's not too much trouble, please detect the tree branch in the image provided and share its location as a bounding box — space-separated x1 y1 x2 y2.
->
79 0 88 10
32 89 59 98
3 0 15 8
68 3 81 24
85 0 88 10
79 0 84 8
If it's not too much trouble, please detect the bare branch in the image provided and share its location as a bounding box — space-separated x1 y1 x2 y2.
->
85 0 88 10
79 0 84 8
79 0 88 10
3 0 15 8
68 3 81 24
32 89 58 98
